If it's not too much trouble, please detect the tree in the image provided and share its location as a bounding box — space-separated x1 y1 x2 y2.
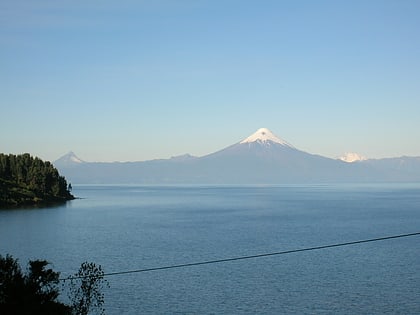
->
0 153 74 207
0 255 108 315
0 254 72 315
67 262 109 315
0 254 23 308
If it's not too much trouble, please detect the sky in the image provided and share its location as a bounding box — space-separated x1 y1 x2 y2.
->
1 0 420 162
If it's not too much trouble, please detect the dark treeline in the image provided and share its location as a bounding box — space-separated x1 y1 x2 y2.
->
0 153 74 207
0 254 108 315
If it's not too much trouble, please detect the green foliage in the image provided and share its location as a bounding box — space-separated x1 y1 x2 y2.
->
0 255 109 315
0 254 72 315
0 153 74 207
68 262 109 315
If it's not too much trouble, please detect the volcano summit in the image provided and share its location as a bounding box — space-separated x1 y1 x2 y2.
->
240 128 294 147
54 128 420 184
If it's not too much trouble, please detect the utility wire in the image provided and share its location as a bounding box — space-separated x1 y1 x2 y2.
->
61 231 420 281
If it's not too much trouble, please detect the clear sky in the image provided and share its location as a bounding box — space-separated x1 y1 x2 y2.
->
1 0 419 162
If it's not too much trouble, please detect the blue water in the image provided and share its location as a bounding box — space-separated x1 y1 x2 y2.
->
1 184 420 314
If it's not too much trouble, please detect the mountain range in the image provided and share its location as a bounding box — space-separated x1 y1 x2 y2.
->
54 128 420 184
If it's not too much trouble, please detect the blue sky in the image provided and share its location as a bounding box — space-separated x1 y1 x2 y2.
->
1 0 419 162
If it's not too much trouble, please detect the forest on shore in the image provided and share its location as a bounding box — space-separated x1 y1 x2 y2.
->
0 153 74 208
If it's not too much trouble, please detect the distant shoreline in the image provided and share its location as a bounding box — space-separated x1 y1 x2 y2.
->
0 179 75 209
0 197 75 210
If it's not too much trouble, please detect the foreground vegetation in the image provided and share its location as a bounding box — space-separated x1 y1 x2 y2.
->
0 153 74 208
0 254 108 315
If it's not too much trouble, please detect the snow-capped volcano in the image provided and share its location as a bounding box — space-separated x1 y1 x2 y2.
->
240 128 294 147
54 151 85 166
53 128 420 184
202 127 302 162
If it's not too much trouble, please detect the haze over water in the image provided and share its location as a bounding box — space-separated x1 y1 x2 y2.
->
1 184 419 314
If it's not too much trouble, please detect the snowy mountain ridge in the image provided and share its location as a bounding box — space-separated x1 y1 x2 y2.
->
339 152 367 163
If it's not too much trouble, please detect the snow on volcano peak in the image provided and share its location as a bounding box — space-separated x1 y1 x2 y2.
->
54 151 85 166
240 128 294 147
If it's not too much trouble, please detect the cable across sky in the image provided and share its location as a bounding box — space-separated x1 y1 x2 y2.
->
60 231 420 281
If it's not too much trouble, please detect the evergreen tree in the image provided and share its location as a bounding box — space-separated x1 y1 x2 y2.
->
0 153 74 207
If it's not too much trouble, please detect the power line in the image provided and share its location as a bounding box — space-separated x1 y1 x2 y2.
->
61 231 420 281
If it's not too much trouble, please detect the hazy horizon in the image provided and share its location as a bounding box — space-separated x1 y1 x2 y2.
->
55 127 417 164
2 1 420 162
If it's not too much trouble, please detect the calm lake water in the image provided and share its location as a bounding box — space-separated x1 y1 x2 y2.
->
1 184 420 314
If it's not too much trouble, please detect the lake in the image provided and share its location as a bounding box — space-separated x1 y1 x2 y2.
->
1 184 420 314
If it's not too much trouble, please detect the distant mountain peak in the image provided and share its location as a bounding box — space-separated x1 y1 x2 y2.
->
240 128 294 147
338 152 367 163
54 151 85 165
170 153 197 161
